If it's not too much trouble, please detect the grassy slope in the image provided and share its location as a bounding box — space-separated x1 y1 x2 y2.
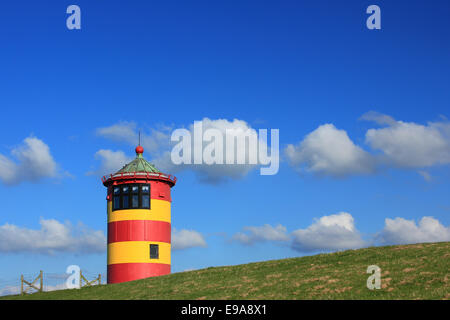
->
2 242 449 300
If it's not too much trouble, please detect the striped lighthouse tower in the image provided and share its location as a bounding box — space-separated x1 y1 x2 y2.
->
102 145 177 284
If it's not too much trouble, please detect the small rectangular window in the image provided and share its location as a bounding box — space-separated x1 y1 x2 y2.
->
122 195 129 209
132 195 139 208
113 187 120 195
122 186 129 193
113 196 120 210
132 186 139 193
150 244 159 259
142 195 150 208
142 185 150 193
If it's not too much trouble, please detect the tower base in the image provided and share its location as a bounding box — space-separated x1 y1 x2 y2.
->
107 263 170 284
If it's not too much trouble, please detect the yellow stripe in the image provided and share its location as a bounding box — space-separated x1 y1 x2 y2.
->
108 241 171 265
107 199 171 223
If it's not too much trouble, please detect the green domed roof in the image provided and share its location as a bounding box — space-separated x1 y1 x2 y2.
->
115 149 161 174
101 145 177 187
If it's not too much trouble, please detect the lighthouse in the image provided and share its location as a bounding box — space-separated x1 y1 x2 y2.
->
101 145 177 284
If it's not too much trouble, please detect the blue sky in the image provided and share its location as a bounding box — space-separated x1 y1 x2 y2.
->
1 0 450 292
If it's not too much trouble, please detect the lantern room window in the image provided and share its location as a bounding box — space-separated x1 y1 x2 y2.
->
111 183 151 211
142 195 150 209
142 185 150 208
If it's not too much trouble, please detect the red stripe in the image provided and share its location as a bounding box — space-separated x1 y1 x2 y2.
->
150 181 172 202
107 263 170 283
108 220 171 243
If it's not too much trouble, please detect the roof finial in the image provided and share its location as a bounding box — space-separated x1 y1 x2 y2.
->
135 130 144 155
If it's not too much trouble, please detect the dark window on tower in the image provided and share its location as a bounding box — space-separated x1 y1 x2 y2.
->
132 195 139 208
113 196 120 210
142 196 150 209
150 244 159 259
142 185 150 209
113 187 121 210
122 195 129 209
111 183 151 211
132 185 139 208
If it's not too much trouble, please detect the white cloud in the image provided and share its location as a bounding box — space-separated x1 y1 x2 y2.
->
285 113 450 178
96 121 172 154
0 285 20 296
359 111 397 126
377 216 450 245
44 282 72 292
0 218 106 254
232 224 289 245
87 149 133 176
365 118 450 168
285 124 375 177
96 121 138 144
291 212 366 252
95 118 271 183
231 213 365 252
172 228 207 251
0 154 16 184
180 118 266 183
417 170 432 182
182 268 198 272
0 136 60 185
232 214 450 253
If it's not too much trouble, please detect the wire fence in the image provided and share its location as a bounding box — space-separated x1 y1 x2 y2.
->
0 270 106 297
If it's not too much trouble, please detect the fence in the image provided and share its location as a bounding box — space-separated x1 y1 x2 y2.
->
21 270 43 295
0 270 106 297
80 271 102 288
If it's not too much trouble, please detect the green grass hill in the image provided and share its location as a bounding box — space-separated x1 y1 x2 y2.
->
2 242 449 300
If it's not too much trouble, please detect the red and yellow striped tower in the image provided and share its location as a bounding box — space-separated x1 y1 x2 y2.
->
102 145 177 284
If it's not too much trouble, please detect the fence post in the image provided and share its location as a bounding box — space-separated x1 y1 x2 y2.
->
20 275 24 295
79 270 82 289
99 274 101 285
39 270 43 293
